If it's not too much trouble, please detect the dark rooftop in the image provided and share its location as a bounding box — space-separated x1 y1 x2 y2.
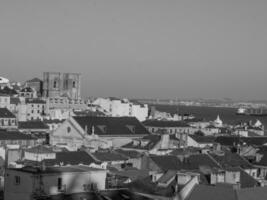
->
9 165 104 174
142 120 190 128
93 151 128 162
209 151 254 170
190 135 216 144
0 130 35 140
42 151 99 166
73 116 150 136
18 121 49 130
0 107 16 118
186 185 236 200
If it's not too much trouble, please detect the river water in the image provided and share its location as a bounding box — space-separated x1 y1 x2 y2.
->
150 104 267 135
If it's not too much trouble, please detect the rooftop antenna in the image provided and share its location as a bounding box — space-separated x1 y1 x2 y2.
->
92 126 95 136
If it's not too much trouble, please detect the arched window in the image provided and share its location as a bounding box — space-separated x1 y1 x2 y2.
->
72 81 76 88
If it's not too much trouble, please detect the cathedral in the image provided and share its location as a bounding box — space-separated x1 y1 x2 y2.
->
43 72 81 99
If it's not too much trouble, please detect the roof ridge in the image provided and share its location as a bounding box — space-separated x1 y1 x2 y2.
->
207 153 223 169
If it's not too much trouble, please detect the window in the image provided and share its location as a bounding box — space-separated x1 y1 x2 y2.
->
72 81 76 88
53 81 57 88
57 177 62 190
67 127 71 133
252 172 256 177
90 183 97 191
14 176 20 185
233 173 236 179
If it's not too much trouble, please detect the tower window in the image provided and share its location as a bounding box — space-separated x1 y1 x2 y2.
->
14 176 21 185
57 177 62 190
53 81 57 88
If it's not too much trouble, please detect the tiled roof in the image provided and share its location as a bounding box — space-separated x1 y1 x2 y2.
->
142 120 190 128
181 154 221 170
0 108 16 118
18 121 49 130
150 155 182 171
115 149 142 159
190 135 216 144
239 168 259 188
186 185 236 200
10 165 104 174
73 116 150 136
93 151 128 162
170 147 201 156
25 145 54 154
0 130 35 140
236 186 267 200
209 151 254 170
150 154 221 172
43 151 99 166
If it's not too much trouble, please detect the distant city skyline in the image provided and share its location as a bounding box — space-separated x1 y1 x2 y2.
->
1 1 267 100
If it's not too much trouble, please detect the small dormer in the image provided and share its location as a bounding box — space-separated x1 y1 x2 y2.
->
97 125 107 134
126 125 135 134
133 139 141 146
140 140 149 147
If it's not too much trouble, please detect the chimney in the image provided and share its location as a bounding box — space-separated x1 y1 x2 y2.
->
161 134 170 149
41 161 46 171
175 174 179 192
91 126 95 136
150 106 156 119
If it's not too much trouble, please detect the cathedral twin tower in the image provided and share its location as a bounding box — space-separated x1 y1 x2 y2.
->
43 72 81 99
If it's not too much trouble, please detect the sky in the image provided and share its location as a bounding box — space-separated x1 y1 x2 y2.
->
0 0 267 100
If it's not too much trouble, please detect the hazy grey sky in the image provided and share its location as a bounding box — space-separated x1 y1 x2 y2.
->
1 0 267 100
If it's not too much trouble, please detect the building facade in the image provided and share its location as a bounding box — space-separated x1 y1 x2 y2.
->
4 166 107 200
25 98 47 121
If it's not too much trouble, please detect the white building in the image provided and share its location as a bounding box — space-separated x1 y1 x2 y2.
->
4 165 107 200
51 116 150 150
91 97 149 122
25 98 47 121
0 94 10 109
0 76 9 86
